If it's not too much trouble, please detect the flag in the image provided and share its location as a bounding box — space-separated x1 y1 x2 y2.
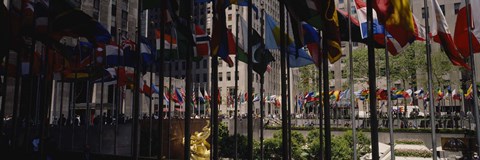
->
164 90 170 105
265 14 293 50
105 44 124 66
429 0 469 69
264 14 314 67
155 29 178 50
194 24 210 56
320 0 342 63
302 22 321 67
437 89 444 101
452 89 461 100
465 84 473 99
237 16 275 73
142 80 154 97
175 88 184 105
336 8 366 43
372 0 421 56
140 36 156 66
284 0 323 28
373 0 415 32
211 0 234 67
204 89 211 102
253 94 260 102
454 0 480 57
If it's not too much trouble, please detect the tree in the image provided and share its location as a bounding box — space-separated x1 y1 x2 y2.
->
390 42 426 89
343 47 386 84
305 129 371 159
261 130 307 159
298 64 318 93
431 51 455 88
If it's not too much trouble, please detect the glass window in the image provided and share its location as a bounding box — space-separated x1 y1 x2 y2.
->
422 7 425 18
112 4 117 16
203 59 208 68
440 5 445 15
454 3 461 14
182 61 186 70
203 73 208 82
227 72 231 81
196 74 200 82
175 62 179 71
228 14 232 21
196 61 200 69
219 72 223 81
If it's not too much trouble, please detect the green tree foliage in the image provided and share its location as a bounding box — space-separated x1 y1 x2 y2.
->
431 51 454 88
305 130 371 159
390 42 426 89
298 65 318 93
261 130 307 159
218 122 257 159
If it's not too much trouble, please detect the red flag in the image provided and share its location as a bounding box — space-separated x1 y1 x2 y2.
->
430 0 469 69
454 1 480 58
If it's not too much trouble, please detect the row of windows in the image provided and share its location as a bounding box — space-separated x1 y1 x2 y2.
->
422 3 461 19
174 59 209 71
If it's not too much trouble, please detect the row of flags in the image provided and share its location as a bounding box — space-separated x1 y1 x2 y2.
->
298 86 476 106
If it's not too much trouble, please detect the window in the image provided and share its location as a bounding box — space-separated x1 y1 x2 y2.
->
440 5 445 15
219 72 223 81
196 74 200 82
206 28 211 35
182 61 186 70
228 14 233 21
93 0 100 9
228 6 232 10
121 11 128 29
455 3 461 14
196 61 200 69
203 73 208 82
219 59 223 67
175 62 179 70
422 7 425 18
203 59 208 68
227 72 231 81
112 4 117 16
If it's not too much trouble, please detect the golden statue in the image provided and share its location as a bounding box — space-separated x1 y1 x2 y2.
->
183 120 211 160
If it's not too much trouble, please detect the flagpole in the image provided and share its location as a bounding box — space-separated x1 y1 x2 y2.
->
366 0 380 159
247 0 255 158
464 0 480 155
423 0 437 159
384 27 395 160
259 7 265 160
346 0 357 158
167 23 174 159
210 3 220 158
286 13 293 160
98 64 105 153
318 31 324 160
148 65 154 156
279 1 290 159
56 56 65 149
322 32 332 160
114 28 121 155
132 0 143 158
234 9 240 160
157 2 166 159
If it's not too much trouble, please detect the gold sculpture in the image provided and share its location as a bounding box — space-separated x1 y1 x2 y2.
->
183 120 211 160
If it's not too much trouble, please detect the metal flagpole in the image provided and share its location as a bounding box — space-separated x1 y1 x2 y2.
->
148 65 154 156
384 27 395 160
465 0 480 156
318 31 324 160
322 33 332 160
133 0 143 158
98 60 105 153
211 2 220 158
157 1 166 158
286 13 292 160
423 0 437 159
57 58 66 149
260 7 265 160
247 0 255 158
347 0 357 158
167 22 174 159
366 0 380 159
183 0 194 154
279 1 289 159
234 8 240 160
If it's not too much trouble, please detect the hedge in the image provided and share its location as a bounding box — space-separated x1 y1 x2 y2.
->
394 149 432 157
264 126 474 134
